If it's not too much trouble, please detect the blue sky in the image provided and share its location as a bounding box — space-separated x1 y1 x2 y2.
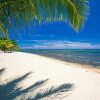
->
10 0 100 49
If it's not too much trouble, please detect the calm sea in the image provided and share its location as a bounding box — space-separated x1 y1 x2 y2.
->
22 49 100 68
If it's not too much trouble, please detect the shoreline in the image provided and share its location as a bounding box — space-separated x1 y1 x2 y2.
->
44 56 100 74
21 51 100 73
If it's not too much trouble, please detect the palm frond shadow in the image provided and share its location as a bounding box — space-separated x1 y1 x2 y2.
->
33 83 73 100
0 68 5 76
0 68 73 100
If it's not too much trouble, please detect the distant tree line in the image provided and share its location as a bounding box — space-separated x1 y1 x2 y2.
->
0 38 19 53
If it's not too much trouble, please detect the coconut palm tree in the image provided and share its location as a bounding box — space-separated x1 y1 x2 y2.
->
0 0 89 38
9 39 19 53
0 38 19 53
0 39 8 53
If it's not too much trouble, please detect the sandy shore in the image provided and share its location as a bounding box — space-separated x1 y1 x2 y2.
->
37 54 100 73
0 52 100 100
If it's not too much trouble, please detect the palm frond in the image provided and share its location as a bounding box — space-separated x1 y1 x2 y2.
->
0 21 8 38
32 0 89 31
0 0 89 38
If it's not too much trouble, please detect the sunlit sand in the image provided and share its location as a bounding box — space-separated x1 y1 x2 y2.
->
0 52 100 100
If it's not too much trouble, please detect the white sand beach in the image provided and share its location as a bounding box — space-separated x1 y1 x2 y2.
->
0 52 100 100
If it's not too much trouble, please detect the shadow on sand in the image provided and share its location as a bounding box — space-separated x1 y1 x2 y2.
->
0 68 73 100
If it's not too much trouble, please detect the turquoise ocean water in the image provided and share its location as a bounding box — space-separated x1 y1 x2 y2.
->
22 49 100 68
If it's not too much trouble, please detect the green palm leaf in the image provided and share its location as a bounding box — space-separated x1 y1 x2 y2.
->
0 21 8 38
0 0 89 38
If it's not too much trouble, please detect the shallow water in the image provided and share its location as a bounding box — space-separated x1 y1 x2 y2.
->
22 49 100 68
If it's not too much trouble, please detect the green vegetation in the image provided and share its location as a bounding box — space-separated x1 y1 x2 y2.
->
0 0 89 38
0 38 19 53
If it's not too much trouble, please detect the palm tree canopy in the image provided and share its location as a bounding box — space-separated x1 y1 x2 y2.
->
0 38 19 52
0 0 89 38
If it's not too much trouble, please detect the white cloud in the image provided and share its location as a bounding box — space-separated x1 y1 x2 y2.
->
20 40 100 49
